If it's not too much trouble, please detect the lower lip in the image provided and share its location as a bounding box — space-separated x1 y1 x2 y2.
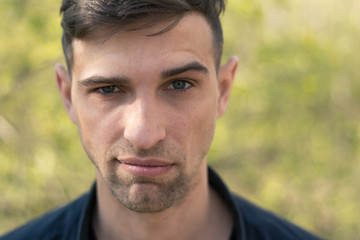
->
119 163 173 177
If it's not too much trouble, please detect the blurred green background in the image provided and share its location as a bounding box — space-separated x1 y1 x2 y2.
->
1 0 359 239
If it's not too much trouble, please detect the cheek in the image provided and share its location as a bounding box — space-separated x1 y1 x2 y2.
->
193 106 217 156
172 98 218 160
73 97 122 158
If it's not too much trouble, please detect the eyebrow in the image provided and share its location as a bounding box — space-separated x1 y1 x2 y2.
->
78 76 131 87
160 61 209 79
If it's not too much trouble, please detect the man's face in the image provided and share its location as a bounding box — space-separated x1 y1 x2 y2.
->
57 13 236 213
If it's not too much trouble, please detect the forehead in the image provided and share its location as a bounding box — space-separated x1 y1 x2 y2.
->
71 13 216 80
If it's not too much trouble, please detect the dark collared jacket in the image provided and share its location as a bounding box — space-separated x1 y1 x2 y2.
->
0 168 322 240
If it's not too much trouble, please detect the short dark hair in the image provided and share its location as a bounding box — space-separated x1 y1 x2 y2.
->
60 0 226 74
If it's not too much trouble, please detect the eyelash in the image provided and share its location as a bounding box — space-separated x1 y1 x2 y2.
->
88 87 118 97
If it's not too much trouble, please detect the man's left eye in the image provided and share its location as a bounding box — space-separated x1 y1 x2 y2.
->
167 80 192 91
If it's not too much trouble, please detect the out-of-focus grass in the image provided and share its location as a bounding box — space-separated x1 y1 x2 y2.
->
0 0 359 238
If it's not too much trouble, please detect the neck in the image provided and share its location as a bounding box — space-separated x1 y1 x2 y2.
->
93 164 232 240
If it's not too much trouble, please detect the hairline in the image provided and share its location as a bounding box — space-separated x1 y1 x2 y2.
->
62 11 222 77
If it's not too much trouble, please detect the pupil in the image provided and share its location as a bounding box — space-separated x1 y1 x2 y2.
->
173 81 186 89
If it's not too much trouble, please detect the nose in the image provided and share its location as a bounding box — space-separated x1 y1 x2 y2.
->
123 97 166 150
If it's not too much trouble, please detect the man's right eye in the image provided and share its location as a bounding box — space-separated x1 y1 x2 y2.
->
96 85 120 94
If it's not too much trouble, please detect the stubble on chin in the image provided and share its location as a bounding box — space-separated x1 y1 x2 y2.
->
106 169 192 213
85 139 206 213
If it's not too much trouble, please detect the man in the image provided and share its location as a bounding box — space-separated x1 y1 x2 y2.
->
1 0 322 239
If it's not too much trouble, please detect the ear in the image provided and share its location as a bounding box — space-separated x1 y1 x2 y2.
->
217 56 238 118
55 64 77 124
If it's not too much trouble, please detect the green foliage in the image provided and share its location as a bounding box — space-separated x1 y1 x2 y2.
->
210 0 360 238
0 0 95 233
1 0 359 238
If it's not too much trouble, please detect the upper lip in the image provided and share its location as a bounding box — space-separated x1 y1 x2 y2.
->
117 158 174 167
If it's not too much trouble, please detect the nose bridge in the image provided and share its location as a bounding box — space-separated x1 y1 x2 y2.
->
123 93 166 150
132 96 154 126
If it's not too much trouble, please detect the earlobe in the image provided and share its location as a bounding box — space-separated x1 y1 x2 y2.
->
55 64 77 124
217 56 238 118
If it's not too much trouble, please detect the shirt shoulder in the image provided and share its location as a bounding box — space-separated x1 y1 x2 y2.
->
207 167 322 239
231 194 323 240
0 192 90 240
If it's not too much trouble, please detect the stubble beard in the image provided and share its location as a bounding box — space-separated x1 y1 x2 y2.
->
106 167 193 213
80 135 206 213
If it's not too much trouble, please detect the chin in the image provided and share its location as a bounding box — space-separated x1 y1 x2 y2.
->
106 172 192 213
